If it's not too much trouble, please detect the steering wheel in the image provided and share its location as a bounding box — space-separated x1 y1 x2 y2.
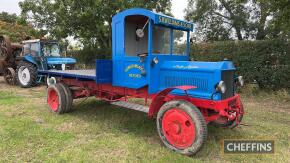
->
137 53 148 57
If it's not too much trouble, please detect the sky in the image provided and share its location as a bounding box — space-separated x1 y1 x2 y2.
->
0 0 188 19
0 0 188 45
0 0 23 15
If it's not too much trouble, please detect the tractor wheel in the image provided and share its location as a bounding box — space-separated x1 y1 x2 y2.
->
4 67 16 85
16 61 38 88
157 100 207 156
47 83 67 114
58 83 73 113
211 107 244 129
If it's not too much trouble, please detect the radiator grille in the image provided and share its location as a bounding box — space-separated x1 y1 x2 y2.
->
221 70 235 99
164 76 208 91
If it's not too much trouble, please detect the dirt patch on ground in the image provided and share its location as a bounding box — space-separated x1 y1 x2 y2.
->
57 122 75 132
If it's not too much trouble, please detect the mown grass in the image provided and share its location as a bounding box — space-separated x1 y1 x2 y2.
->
0 80 289 162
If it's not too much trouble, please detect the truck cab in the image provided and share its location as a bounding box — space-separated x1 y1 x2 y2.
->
111 8 242 101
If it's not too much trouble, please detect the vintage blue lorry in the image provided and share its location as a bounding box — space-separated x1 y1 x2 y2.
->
40 8 244 156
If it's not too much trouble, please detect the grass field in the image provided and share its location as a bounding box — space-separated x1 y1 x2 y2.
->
0 78 289 162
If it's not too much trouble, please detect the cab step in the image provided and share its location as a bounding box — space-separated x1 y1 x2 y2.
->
110 101 149 113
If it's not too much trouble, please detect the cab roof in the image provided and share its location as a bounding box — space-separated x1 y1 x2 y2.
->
22 39 57 44
112 8 194 31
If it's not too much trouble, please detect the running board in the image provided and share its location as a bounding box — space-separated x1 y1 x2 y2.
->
110 101 149 113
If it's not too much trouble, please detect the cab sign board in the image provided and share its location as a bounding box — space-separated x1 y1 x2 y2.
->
156 15 193 31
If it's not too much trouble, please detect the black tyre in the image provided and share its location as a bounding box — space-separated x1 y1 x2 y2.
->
58 83 73 113
16 61 38 88
47 83 67 114
157 100 207 156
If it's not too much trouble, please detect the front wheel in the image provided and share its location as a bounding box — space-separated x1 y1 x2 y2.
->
16 61 38 88
157 100 207 156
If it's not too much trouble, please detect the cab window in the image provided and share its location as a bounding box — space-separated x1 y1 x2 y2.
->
23 44 30 55
173 30 187 55
30 43 39 56
152 26 170 54
152 26 189 55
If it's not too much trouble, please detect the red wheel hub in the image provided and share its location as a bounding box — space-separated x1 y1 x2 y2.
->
162 108 196 149
47 88 59 112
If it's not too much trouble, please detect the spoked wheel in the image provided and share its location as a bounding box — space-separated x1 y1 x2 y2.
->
16 61 37 88
157 100 207 156
4 67 16 85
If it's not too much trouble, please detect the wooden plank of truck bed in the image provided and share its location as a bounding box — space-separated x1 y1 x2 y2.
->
38 69 96 80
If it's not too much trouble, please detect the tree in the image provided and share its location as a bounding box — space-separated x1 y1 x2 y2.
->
0 12 43 42
0 12 28 26
185 0 282 41
268 0 290 36
19 0 172 62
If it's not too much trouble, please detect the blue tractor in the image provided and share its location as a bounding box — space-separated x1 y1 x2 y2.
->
16 39 76 88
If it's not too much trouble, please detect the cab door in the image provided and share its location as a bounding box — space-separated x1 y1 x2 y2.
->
119 16 150 89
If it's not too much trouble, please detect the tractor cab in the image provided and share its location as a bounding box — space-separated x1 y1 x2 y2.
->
112 8 192 91
22 39 76 70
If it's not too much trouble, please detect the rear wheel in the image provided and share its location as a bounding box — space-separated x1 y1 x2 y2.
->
47 84 67 114
58 83 73 113
157 100 207 156
16 61 37 88
4 67 16 85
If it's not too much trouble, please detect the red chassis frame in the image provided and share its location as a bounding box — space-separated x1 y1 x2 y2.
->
61 78 244 125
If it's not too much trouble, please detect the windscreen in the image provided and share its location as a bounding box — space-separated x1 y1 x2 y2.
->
152 25 188 55
173 30 187 55
42 43 60 57
152 26 170 54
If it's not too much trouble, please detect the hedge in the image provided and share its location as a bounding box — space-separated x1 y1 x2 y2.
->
191 39 290 90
